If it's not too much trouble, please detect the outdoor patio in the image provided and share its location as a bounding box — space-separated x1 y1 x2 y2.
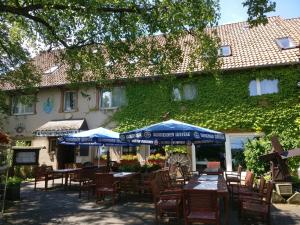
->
1 180 300 225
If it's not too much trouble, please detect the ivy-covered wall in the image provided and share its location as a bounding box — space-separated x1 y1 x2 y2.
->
114 65 300 137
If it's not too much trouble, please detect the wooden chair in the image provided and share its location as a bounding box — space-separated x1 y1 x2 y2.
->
95 173 119 204
150 178 182 223
240 181 274 224
69 168 96 198
183 189 220 225
225 165 242 185
156 169 183 195
239 176 266 202
230 170 254 200
34 165 62 190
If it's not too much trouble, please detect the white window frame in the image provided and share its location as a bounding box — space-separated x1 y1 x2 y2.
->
275 37 296 50
11 95 35 115
100 87 127 110
172 84 197 101
218 45 232 57
225 132 263 171
249 78 279 96
63 91 77 112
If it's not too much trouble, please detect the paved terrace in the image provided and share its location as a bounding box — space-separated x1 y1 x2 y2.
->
1 180 300 225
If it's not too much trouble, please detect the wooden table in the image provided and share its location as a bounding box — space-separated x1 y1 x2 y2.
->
183 174 229 225
203 168 224 175
53 168 82 188
110 172 139 193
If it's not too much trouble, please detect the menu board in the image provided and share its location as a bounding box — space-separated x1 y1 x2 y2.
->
13 148 40 165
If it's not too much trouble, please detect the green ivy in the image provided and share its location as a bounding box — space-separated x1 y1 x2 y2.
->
114 65 300 134
112 65 300 173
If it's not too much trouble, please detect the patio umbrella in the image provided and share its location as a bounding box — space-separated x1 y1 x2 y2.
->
59 127 133 168
59 127 130 146
120 119 225 145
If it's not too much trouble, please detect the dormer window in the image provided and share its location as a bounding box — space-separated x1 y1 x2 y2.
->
44 65 59 74
276 37 296 49
218 45 231 57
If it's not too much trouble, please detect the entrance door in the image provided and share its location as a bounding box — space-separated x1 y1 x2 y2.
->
57 145 75 169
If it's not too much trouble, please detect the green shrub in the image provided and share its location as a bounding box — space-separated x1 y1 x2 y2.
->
148 153 166 160
140 164 161 173
5 176 22 187
244 138 270 176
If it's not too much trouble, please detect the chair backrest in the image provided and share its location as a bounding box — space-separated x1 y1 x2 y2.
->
150 178 161 203
180 165 190 180
237 165 242 174
265 181 274 204
95 173 114 188
207 161 221 169
160 169 173 188
244 171 254 188
258 176 266 194
34 166 47 177
184 189 218 213
80 168 96 181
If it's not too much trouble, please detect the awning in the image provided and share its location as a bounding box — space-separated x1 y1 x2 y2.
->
33 119 88 137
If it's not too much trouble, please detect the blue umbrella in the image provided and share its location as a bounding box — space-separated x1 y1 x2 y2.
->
120 119 225 145
59 127 131 146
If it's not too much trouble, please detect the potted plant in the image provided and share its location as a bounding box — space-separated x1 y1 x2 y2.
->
147 153 166 167
5 176 22 201
120 154 139 166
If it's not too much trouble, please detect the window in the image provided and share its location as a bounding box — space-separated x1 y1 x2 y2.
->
64 91 77 112
49 138 57 152
249 79 279 96
225 133 262 170
11 95 35 115
100 87 127 109
276 37 296 49
44 65 59 74
122 146 137 155
172 84 197 101
218 45 231 57
79 146 89 156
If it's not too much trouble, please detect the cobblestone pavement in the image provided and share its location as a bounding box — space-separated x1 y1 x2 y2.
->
1 181 300 225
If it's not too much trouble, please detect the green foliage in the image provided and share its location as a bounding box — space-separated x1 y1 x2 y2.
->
148 153 166 160
243 0 276 26
118 163 160 173
113 66 300 173
5 176 22 187
121 154 138 161
232 151 246 169
165 146 188 154
244 138 271 176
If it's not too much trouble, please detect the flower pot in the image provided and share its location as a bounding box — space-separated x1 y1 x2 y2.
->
6 183 21 201
120 159 139 166
148 159 165 167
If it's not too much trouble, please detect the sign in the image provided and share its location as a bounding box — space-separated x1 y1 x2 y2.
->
12 148 40 165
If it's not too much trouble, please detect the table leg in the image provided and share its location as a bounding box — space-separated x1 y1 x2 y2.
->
65 173 69 188
224 194 229 225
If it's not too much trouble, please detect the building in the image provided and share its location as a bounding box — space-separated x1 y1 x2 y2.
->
1 16 300 170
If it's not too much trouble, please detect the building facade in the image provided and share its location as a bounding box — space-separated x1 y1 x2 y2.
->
2 16 300 170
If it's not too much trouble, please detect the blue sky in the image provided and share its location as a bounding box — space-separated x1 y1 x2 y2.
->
219 0 300 25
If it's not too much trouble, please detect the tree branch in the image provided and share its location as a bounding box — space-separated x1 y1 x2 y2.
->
0 3 143 14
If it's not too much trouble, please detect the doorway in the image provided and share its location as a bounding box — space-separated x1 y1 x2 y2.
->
195 143 225 170
57 145 75 169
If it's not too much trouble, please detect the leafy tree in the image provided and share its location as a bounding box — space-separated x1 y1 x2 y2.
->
0 0 276 116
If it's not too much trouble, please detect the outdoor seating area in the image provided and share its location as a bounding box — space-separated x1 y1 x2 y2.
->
2 162 299 225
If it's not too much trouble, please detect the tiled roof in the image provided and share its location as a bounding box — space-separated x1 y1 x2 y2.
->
4 16 300 89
